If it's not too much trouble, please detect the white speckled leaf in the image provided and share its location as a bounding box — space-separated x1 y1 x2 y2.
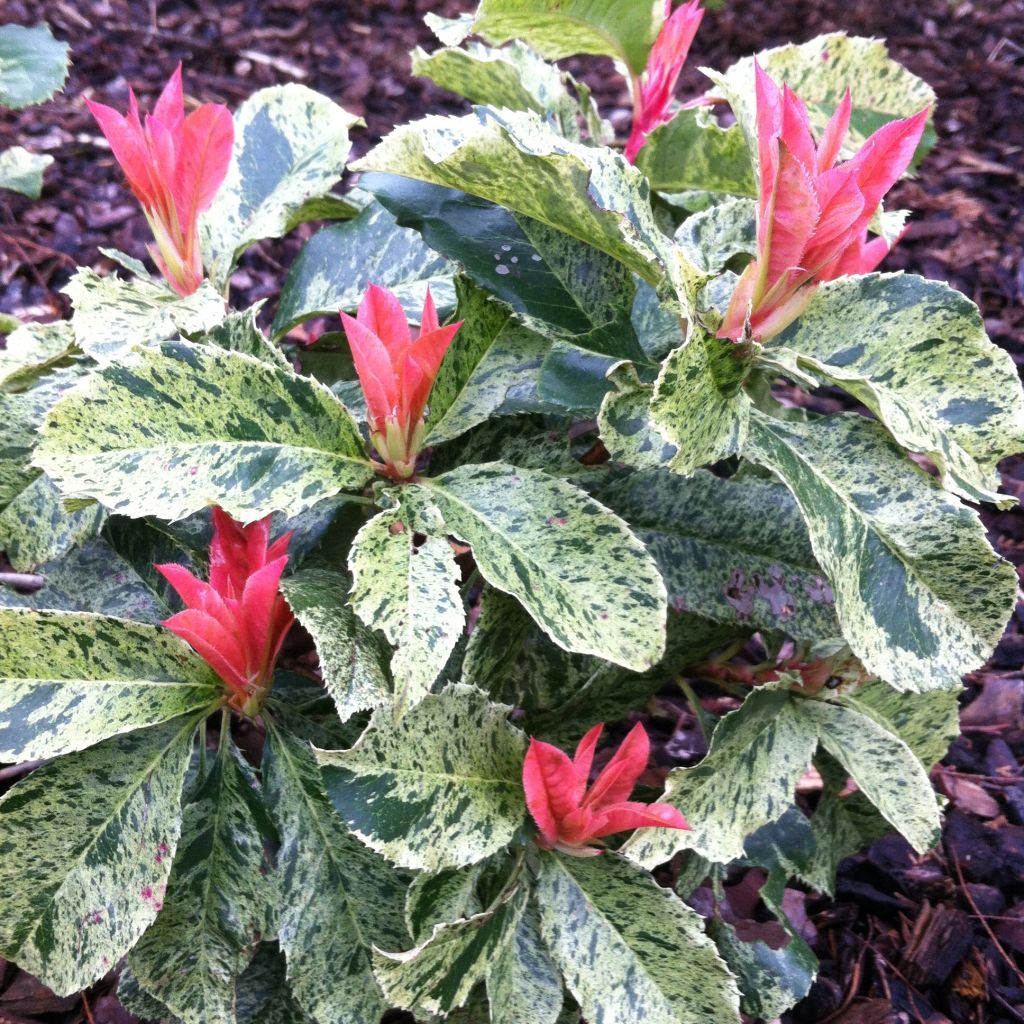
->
0 715 198 995
0 145 52 198
422 462 667 671
471 0 663 75
128 740 276 1024
535 853 741 1024
280 568 392 722
406 865 484 945
201 85 360 285
649 330 751 474
0 609 222 762
35 340 374 523
63 268 225 365
353 108 672 287
625 686 820 868
349 502 464 709
598 468 840 640
0 23 70 109
636 107 755 197
272 200 454 339
201 306 291 367
706 33 936 162
263 723 408 1024
675 198 757 275
0 319 75 391
317 685 527 871
745 409 1018 692
766 273 1024 507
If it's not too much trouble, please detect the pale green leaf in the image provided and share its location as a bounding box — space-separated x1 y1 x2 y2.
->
263 724 408 1024
317 685 526 871
745 409 1018 692
598 468 840 639
201 85 361 285
348 503 464 709
280 568 392 722
63 268 226 365
636 107 755 197
535 853 741 1024
0 23 69 109
271 199 454 339
472 0 664 75
201 306 291 367
35 340 374 523
598 363 684 471
129 740 276 1024
0 609 221 762
675 198 756 275
421 462 667 671
766 273 1024 507
0 145 52 197
0 716 198 995
0 319 75 391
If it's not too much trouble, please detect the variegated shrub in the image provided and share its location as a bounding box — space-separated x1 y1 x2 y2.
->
1 3 1022 1023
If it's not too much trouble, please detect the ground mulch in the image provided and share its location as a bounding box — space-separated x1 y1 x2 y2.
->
1 2 1022 1022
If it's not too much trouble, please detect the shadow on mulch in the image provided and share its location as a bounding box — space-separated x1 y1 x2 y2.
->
0 1 1022 1022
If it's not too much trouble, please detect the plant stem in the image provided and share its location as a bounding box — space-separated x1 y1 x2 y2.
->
678 677 711 745
198 718 208 784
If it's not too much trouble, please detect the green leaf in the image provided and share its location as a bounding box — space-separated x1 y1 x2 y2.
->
0 23 70 109
636 107 755 197
353 108 671 286
425 278 549 444
317 685 526 871
0 715 198 995
374 890 525 1017
472 0 664 75
487 896 563 1024
364 175 647 361
349 502 464 709
598 364 684 471
537 343 615 413
0 472 105 571
271 199 454 340
63 268 226 365
675 197 756 275
0 319 76 392
279 568 391 722
598 468 840 639
535 853 741 1024
706 33 936 164
745 409 1018 692
421 462 667 671
201 85 361 285
649 330 751 473
263 724 408 1024
0 609 221 762
766 273 1024 507
200 306 291 368
0 145 52 197
35 340 374 523
624 686 820 868
406 865 484 944
129 739 276 1024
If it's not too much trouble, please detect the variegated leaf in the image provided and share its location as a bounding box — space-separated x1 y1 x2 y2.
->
0 319 75 391
472 0 663 75
598 364 685 472
765 273 1024 507
262 724 408 1024
280 568 392 722
421 462 667 671
636 107 755 197
201 85 361 285
353 108 672 287
349 502 464 709
63 268 225 364
364 176 647 361
201 306 290 367
129 740 276 1024
745 409 1018 692
0 23 70 109
271 199 454 339
598 468 840 640
35 340 374 523
0 716 198 995
0 145 52 198
317 685 526 870
649 330 751 474
0 609 221 762
706 33 936 162
0 471 105 571
535 853 741 1024
406 865 484 944
675 198 757 275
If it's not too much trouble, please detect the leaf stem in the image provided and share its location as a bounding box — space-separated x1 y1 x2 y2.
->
198 717 208 784
678 677 711 745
